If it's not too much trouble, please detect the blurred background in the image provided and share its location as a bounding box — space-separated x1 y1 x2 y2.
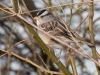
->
0 0 100 75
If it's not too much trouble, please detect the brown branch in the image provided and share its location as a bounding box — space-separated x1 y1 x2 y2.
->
0 49 64 75
0 0 100 20
74 13 90 32
0 1 100 72
88 0 100 74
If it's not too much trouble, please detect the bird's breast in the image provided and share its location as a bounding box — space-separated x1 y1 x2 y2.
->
38 31 50 44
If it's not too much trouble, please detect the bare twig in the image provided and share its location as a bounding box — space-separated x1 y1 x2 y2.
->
0 0 100 19
88 0 100 74
0 49 64 75
0 2 99 67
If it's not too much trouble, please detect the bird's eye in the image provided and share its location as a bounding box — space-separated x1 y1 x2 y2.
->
40 15 44 18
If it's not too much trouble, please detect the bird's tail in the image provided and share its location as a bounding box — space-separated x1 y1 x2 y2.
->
81 41 94 47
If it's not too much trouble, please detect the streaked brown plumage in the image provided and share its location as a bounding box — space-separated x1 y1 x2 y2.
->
34 10 93 50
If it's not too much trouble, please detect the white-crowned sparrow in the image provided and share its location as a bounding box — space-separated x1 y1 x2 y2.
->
34 9 93 50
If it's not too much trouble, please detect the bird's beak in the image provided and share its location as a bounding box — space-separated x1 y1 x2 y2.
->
34 16 39 20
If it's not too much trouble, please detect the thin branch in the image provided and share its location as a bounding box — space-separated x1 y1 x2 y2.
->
0 1 100 73
10 0 19 13
17 7 100 67
74 13 90 32
89 0 100 74
0 0 100 19
0 49 64 75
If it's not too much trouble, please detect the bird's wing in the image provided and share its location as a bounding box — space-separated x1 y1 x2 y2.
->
41 20 75 43
55 20 94 46
40 20 93 46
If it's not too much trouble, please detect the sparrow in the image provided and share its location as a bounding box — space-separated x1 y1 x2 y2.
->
34 9 93 50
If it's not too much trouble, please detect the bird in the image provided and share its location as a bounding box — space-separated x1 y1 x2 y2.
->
34 9 93 50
